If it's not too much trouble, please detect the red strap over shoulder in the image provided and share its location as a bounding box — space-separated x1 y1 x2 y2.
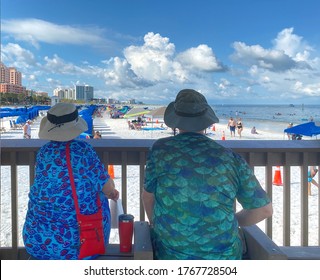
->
66 141 101 217
66 142 81 215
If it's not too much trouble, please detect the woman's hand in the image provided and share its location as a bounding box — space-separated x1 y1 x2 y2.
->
106 189 119 201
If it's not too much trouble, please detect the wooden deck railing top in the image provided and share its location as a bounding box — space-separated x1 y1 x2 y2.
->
1 139 320 259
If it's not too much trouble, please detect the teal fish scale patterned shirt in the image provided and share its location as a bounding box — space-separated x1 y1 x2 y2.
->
144 132 270 260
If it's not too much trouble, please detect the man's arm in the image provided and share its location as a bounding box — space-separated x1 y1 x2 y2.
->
142 190 155 225
236 202 273 227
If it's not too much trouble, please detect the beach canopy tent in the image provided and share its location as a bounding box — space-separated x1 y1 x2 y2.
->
124 107 150 118
284 121 320 137
145 106 167 126
15 115 29 125
0 105 50 121
118 105 131 115
146 106 167 119
108 105 132 118
79 105 99 136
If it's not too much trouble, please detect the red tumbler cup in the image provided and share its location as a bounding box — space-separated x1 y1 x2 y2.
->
118 214 134 252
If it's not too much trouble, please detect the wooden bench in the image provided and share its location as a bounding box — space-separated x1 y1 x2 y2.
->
240 225 287 259
241 225 320 260
279 246 320 260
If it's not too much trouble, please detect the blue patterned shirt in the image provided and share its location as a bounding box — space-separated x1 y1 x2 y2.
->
23 140 110 259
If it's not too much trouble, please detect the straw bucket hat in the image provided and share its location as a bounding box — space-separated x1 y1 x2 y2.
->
39 103 87 142
164 89 219 132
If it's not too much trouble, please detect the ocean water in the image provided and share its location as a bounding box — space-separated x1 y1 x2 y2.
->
210 104 319 134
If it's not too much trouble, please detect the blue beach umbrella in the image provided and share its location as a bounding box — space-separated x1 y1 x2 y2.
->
284 122 320 137
15 115 29 124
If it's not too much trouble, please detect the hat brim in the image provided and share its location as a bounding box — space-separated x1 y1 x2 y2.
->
39 116 88 142
164 102 219 132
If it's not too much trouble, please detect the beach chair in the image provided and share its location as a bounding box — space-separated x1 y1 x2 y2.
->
128 121 135 130
133 123 142 130
9 120 16 130
13 120 23 129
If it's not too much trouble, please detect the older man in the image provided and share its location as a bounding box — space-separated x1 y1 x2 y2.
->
142 89 272 260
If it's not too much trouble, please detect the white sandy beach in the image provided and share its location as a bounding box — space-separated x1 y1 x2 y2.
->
98 114 287 141
0 109 319 248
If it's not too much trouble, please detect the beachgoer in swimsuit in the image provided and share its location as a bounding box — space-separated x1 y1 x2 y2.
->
308 166 319 196
237 118 243 138
227 117 236 137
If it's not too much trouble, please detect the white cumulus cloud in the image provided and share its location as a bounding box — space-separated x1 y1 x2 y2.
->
1 18 108 48
176 44 225 72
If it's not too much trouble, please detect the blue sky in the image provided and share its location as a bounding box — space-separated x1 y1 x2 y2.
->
1 0 320 104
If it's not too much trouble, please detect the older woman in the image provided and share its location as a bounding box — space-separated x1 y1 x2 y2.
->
23 103 119 259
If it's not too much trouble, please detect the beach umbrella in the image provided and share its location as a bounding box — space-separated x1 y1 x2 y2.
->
284 121 320 137
15 115 29 124
145 106 167 126
124 108 150 118
146 106 166 120
77 132 91 139
0 111 14 118
118 105 131 114
79 107 95 136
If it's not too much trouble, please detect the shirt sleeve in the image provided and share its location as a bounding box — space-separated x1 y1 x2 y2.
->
234 153 271 209
144 146 157 193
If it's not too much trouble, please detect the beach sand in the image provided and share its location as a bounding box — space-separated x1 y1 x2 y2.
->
96 113 287 141
0 110 319 247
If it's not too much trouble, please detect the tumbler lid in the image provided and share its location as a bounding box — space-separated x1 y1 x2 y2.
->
119 214 134 222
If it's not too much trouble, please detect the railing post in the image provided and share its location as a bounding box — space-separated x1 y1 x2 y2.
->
283 162 291 246
301 153 309 246
318 165 320 246
121 151 128 214
10 151 19 257
29 151 36 185
265 162 273 239
139 151 146 221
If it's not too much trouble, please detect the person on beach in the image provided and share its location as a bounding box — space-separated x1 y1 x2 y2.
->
142 89 272 260
23 103 119 260
227 117 236 137
251 126 258 134
93 130 102 139
286 123 293 140
237 118 243 138
23 119 32 139
308 166 319 196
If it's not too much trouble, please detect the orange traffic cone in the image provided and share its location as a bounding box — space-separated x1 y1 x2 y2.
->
222 131 226 140
212 125 215 131
108 165 115 179
273 166 283 186
156 119 159 124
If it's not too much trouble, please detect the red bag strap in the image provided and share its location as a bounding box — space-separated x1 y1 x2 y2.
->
66 142 101 217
